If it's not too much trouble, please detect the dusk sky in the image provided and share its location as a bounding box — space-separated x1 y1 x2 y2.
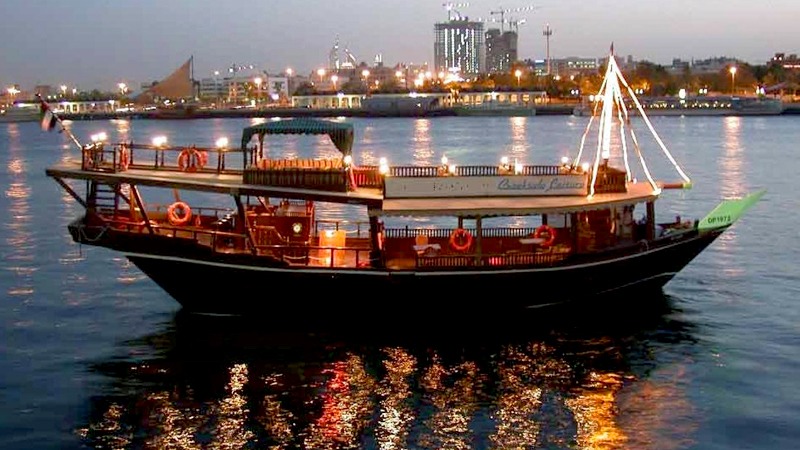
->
1 0 797 92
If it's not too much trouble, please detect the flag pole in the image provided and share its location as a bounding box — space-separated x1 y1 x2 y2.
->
36 93 84 151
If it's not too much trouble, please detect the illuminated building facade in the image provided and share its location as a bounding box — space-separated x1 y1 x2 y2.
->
434 18 485 76
485 29 518 73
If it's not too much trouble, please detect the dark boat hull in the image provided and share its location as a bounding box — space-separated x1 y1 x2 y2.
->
99 228 726 315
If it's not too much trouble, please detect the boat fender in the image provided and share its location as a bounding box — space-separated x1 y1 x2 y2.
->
534 224 556 247
167 201 193 226
449 228 473 252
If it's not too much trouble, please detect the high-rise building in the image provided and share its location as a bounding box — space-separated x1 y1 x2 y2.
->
434 18 485 76
485 28 518 73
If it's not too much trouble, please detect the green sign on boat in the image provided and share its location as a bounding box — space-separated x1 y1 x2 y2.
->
698 189 766 231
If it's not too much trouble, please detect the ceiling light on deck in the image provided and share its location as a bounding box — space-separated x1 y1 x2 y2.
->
215 137 229 149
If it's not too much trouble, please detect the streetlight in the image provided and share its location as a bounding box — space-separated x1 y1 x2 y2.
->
362 69 370 94
514 69 522 87
317 68 326 86
117 82 127 98
213 70 221 105
729 66 737 96
331 74 338 91
60 85 67 98
7 86 19 105
253 77 262 106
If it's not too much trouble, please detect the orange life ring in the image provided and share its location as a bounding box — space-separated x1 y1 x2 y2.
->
534 224 556 247
83 148 94 169
177 149 198 172
167 201 192 226
449 228 473 252
119 147 129 171
198 150 208 169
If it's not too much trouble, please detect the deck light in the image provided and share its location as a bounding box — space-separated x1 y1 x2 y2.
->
448 164 457 175
379 157 389 175
152 136 167 147
514 160 523 175
441 155 448 166
91 132 107 143
581 162 590 173
343 155 352 166
215 137 229 149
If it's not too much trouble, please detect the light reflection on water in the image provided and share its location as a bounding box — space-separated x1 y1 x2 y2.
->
76 296 698 449
3 124 36 299
714 117 745 274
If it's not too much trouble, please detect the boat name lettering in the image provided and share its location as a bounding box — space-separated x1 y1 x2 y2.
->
432 180 467 192
705 215 731 224
497 177 585 192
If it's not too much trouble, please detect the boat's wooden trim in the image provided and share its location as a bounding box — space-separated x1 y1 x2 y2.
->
376 182 660 217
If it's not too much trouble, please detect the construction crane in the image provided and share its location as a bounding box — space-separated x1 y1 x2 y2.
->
489 4 536 31
508 17 527 33
442 2 470 20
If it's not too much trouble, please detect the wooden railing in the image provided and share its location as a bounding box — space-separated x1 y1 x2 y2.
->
81 142 240 175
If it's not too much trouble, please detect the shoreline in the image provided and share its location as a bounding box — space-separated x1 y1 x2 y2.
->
40 102 800 121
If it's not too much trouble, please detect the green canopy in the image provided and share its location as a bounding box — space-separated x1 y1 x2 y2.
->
240 118 354 156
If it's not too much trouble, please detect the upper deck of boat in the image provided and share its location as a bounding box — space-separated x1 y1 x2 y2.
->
46 155 663 217
45 158 385 206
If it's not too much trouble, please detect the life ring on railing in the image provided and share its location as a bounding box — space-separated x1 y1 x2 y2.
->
83 148 94 169
534 224 556 247
198 150 208 169
177 148 198 172
167 201 192 226
119 147 129 171
449 228 473 252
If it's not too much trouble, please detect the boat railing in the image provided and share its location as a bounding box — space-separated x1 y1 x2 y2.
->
82 141 241 175
314 219 371 238
255 243 374 268
416 251 565 268
386 164 563 177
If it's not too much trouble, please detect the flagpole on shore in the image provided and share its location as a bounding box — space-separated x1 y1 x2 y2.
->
36 93 84 151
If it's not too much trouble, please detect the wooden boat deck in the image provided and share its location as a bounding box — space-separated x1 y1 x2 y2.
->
45 159 384 206
47 158 660 217
378 182 661 216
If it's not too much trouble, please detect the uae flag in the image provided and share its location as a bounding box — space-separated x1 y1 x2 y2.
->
40 108 56 131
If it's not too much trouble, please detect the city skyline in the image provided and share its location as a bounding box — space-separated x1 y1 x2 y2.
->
1 0 797 92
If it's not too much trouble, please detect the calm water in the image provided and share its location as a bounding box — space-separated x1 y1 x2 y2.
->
1 115 798 449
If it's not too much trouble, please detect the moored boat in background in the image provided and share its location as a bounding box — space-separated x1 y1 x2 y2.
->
573 94 784 116
0 102 40 123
